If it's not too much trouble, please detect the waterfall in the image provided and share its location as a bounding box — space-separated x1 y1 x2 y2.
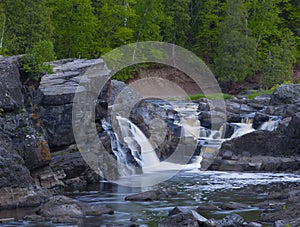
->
116 116 160 169
102 120 137 176
230 123 255 139
259 119 280 131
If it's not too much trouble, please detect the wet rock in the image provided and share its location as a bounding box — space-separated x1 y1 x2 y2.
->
125 188 177 201
36 195 113 222
108 80 127 105
208 213 244 227
252 113 270 130
196 204 219 212
158 206 207 227
218 202 249 210
270 84 300 105
248 222 262 227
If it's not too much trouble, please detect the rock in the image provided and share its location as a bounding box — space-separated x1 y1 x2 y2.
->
248 222 262 227
0 187 44 209
108 80 127 105
0 56 24 111
272 220 286 227
196 204 219 212
158 206 208 227
31 166 64 189
37 195 84 218
37 195 113 222
50 148 101 189
270 84 300 105
130 216 138 222
125 188 177 201
208 213 244 227
38 58 110 148
218 202 249 210
128 99 182 160
252 113 270 130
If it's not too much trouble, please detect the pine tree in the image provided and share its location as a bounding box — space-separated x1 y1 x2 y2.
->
50 0 98 59
189 0 227 64
133 0 169 42
1 0 52 55
161 0 191 47
94 0 136 56
214 0 256 82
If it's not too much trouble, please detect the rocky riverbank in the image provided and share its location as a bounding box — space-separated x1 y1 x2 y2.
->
0 56 299 226
197 84 300 172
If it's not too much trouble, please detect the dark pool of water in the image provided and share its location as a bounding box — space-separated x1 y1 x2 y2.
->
1 170 300 226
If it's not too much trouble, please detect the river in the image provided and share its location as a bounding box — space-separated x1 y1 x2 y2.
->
1 170 299 226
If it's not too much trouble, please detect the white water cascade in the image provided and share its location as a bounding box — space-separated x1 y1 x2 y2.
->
105 101 282 179
116 116 160 169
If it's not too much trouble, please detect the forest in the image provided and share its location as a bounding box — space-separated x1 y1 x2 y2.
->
0 0 299 87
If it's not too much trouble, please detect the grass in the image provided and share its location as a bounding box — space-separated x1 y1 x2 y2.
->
246 89 274 99
186 93 233 101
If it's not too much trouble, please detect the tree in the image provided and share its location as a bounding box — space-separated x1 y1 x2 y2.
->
214 0 257 82
50 0 98 59
161 0 191 47
260 29 297 87
1 0 52 55
189 0 227 64
93 0 136 56
132 0 169 42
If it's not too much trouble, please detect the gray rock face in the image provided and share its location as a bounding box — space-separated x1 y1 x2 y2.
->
0 56 52 209
38 58 111 148
108 79 127 105
0 56 24 111
270 84 300 105
129 100 182 160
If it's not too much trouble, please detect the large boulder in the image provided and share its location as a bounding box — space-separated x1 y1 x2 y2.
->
270 84 300 105
35 195 113 223
208 129 300 171
38 59 110 148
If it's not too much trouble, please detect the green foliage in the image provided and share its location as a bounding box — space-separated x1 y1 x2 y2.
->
186 93 232 101
0 0 52 55
161 0 191 47
0 107 4 116
0 0 299 89
214 0 257 82
260 30 297 87
21 40 56 80
190 0 227 64
50 0 98 59
246 89 274 99
94 0 136 56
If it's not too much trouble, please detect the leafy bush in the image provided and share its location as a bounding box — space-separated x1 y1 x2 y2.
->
21 40 56 80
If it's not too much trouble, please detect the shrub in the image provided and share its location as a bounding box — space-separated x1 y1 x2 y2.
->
21 40 56 80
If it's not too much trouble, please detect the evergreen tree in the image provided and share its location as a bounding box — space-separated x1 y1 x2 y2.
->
161 0 191 47
189 0 227 64
94 0 136 55
214 0 256 82
1 0 52 55
260 29 297 87
50 0 98 59
133 0 168 42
